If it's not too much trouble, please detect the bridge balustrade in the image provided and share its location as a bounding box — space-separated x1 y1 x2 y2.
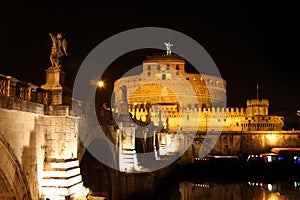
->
0 74 52 105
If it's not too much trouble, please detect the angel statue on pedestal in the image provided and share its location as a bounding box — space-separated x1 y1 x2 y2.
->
49 32 68 69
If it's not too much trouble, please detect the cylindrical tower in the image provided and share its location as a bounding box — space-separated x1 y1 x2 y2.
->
114 54 227 110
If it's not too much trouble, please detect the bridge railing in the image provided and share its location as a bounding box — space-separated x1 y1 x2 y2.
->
0 74 51 105
0 74 10 96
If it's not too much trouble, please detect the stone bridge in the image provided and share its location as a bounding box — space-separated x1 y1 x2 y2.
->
0 73 185 200
0 73 90 200
1 72 300 200
0 72 131 200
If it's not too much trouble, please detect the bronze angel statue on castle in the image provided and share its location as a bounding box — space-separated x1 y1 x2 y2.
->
49 32 68 69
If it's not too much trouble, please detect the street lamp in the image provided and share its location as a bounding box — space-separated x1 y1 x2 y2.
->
97 80 104 88
96 80 106 112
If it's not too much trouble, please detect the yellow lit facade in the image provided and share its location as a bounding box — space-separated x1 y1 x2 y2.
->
113 52 284 132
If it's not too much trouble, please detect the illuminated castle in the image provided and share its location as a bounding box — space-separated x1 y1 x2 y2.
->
113 44 284 132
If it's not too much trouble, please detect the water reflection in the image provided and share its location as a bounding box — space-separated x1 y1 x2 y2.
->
179 180 300 200
81 150 300 199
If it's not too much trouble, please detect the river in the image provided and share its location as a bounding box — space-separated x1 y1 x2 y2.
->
82 150 300 200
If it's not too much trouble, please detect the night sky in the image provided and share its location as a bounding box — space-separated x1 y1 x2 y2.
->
1 2 299 126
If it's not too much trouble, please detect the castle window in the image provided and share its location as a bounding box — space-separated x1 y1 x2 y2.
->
176 65 179 70
148 65 151 70
176 72 179 75
157 65 160 70
167 65 170 70
147 72 151 76
162 74 166 80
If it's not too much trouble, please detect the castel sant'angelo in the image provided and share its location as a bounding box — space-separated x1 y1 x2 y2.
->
113 43 284 132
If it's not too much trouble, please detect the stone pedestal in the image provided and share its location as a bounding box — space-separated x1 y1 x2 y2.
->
41 67 64 105
118 126 140 172
42 67 63 90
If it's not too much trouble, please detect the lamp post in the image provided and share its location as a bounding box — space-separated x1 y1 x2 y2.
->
97 80 105 107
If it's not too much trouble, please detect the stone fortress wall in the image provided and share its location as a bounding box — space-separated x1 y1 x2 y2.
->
113 53 284 132
114 55 227 110
127 100 284 132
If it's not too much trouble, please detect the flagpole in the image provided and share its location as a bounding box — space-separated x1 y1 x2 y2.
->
256 80 259 99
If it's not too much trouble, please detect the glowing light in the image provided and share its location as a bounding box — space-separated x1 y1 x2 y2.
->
97 80 104 87
267 156 272 162
268 183 273 191
266 193 280 200
266 134 277 144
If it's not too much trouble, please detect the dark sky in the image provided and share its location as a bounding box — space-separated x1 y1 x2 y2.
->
1 1 299 115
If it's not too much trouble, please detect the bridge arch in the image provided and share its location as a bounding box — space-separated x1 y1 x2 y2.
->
0 134 32 200
80 136 117 199
78 124 117 163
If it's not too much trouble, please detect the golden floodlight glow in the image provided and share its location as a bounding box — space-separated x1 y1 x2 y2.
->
97 80 104 88
266 134 278 144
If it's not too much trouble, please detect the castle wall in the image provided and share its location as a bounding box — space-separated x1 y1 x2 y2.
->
179 130 300 164
113 58 227 110
246 99 269 116
128 106 284 132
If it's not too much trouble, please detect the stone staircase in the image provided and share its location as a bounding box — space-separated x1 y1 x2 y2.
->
119 149 140 172
41 158 87 200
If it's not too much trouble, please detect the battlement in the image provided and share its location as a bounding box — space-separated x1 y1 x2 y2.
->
127 105 247 116
247 98 269 107
124 102 284 132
